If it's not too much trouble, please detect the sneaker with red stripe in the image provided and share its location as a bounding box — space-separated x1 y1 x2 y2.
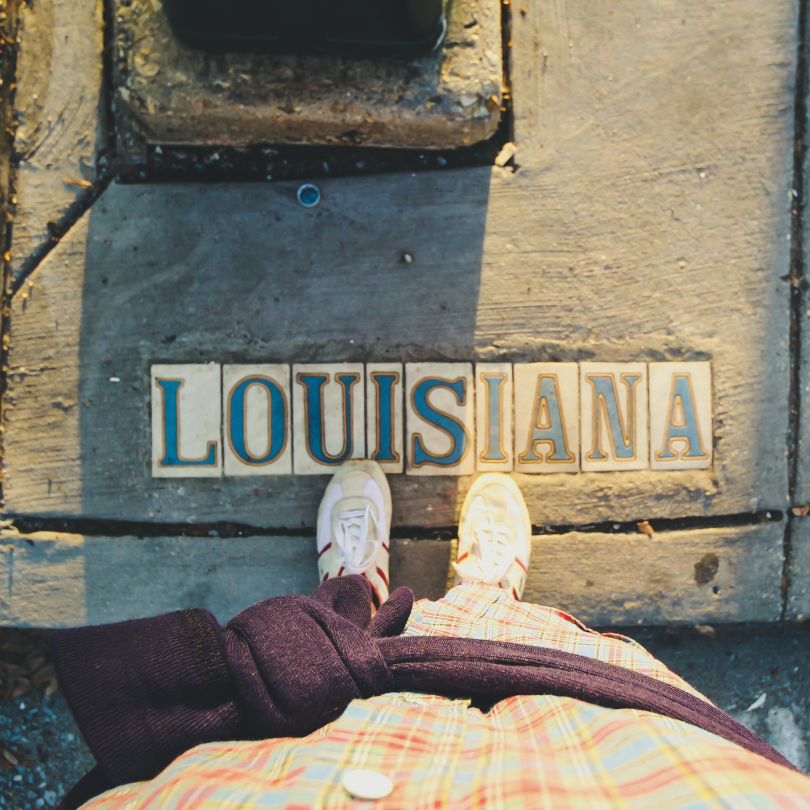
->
317 460 391 606
452 473 532 600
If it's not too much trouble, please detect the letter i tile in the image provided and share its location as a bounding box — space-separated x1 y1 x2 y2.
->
475 363 513 471
223 365 292 475
151 363 222 478
514 363 579 474
293 364 365 474
649 362 712 470
366 363 403 473
580 362 649 472
406 363 475 476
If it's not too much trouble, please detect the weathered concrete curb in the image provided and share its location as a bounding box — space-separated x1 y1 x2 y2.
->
522 523 785 626
112 0 501 152
9 0 105 286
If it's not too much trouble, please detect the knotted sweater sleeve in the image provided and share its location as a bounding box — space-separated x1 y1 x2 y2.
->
53 608 244 798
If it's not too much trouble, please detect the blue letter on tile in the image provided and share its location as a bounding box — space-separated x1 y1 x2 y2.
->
228 377 287 465
298 372 360 465
585 374 640 461
156 379 217 467
481 373 507 462
371 371 400 464
654 374 709 461
518 375 574 464
411 378 469 467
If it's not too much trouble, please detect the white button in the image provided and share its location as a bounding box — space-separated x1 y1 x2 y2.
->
342 769 393 800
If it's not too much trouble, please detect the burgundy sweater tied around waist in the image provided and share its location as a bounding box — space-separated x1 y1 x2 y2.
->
52 576 796 810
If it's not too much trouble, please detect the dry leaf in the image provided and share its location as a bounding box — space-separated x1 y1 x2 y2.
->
3 749 17 766
61 177 92 189
31 663 55 684
693 624 716 638
746 692 767 712
24 656 45 675
637 520 655 537
791 505 810 517
494 141 517 167
45 680 58 698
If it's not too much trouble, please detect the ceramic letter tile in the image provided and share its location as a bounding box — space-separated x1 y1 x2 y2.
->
293 364 365 475
366 363 404 473
406 363 474 476
649 362 712 470
475 363 513 471
151 363 222 478
514 363 579 474
223 365 292 476
580 362 649 472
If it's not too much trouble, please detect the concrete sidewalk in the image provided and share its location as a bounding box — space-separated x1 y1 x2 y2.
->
0 0 805 628
2 0 810 805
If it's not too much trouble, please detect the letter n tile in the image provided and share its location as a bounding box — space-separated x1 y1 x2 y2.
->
580 362 649 472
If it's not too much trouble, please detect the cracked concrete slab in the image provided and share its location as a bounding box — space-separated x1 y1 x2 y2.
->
0 522 784 627
523 522 785 626
787 516 810 619
112 0 501 153
0 530 449 626
0 157 794 529
9 0 106 287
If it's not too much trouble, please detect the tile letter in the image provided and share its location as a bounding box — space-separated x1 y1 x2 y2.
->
650 362 712 470
514 363 579 474
580 362 649 472
406 362 474 476
367 363 404 473
293 364 365 474
223 365 292 476
475 363 513 472
151 363 222 478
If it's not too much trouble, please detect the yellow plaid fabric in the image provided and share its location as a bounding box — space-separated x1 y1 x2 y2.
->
82 584 810 809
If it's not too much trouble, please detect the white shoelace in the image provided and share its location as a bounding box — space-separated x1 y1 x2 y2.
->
334 504 384 575
452 508 515 586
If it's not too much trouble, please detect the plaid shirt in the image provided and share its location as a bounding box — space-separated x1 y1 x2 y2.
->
81 583 810 809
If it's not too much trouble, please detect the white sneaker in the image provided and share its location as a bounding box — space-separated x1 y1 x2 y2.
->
453 473 532 600
317 460 392 605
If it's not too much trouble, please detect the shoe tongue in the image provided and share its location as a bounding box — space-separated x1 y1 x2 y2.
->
332 497 377 540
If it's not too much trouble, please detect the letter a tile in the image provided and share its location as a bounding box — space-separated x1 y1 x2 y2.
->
293 364 365 474
223 365 292 476
649 362 712 470
475 363 513 471
151 363 222 478
406 363 475 476
367 363 404 473
580 362 649 472
514 363 579 474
